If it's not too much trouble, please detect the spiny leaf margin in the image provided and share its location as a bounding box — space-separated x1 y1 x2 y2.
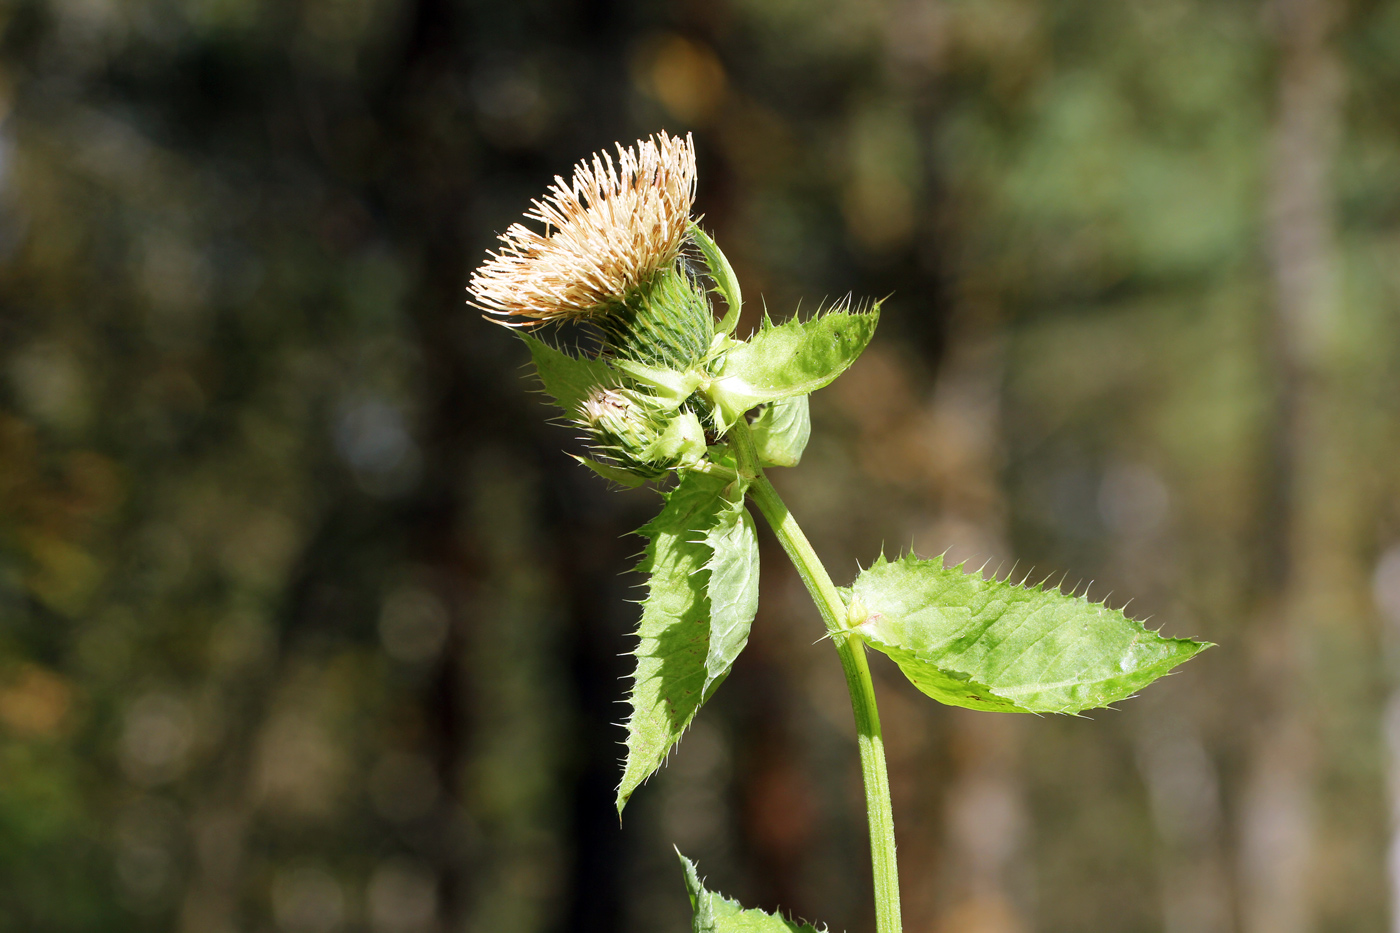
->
679 851 827 933
570 453 647 488
850 552 1210 714
617 471 728 813
710 303 880 422
519 332 617 417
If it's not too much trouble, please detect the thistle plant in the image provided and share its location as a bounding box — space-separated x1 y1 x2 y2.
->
470 132 1209 933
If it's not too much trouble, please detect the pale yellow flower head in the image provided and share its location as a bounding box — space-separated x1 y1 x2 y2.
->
469 131 697 325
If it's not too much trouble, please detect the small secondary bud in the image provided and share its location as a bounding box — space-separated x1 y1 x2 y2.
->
578 389 704 479
581 389 650 448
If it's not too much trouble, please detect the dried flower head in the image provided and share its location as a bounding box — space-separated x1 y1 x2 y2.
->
469 132 697 326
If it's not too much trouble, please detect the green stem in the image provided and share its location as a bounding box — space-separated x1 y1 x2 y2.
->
728 419 904 933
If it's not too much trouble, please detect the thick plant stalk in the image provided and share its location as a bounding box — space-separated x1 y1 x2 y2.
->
728 419 904 933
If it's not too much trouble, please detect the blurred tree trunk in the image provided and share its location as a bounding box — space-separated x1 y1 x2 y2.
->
1136 708 1233 933
1241 0 1345 931
935 711 1028 933
923 325 1030 933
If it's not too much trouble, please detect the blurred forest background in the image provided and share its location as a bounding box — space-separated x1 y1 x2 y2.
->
1 0 1398 931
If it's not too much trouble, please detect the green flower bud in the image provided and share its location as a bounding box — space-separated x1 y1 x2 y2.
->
600 262 716 371
579 389 706 479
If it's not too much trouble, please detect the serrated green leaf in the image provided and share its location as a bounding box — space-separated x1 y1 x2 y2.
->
702 490 759 697
710 306 880 422
749 396 811 467
520 333 616 417
618 472 729 812
850 553 1210 714
691 224 742 335
679 852 825 933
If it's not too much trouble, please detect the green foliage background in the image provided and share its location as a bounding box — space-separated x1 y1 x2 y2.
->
0 0 1397 931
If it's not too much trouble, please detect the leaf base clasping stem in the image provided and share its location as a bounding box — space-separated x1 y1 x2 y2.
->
727 418 904 933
